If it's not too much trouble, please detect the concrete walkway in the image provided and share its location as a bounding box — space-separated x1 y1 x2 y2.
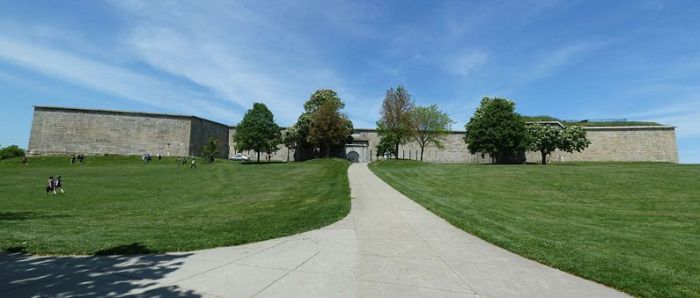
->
0 163 628 297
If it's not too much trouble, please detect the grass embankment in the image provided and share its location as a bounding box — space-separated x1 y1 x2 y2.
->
370 160 699 298
522 115 661 127
0 156 350 255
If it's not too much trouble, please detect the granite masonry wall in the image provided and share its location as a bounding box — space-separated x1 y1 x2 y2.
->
190 118 230 158
352 129 492 163
525 126 678 163
353 127 678 163
28 107 226 157
29 106 678 163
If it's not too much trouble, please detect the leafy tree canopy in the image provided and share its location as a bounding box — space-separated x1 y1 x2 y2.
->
233 103 281 162
527 124 591 164
412 104 454 161
201 137 219 164
294 89 347 148
376 86 415 159
0 145 25 160
308 100 353 157
375 134 398 158
463 97 527 163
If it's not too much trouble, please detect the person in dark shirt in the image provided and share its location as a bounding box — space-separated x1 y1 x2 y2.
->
46 176 55 195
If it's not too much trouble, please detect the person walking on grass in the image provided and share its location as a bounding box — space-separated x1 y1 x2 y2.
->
54 176 64 194
190 158 196 169
45 176 55 196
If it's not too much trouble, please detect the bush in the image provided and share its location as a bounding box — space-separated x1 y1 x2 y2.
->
0 145 25 160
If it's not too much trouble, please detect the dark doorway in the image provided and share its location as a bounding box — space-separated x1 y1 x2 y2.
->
347 151 360 163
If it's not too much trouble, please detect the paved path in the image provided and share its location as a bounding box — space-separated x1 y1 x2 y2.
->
0 163 628 297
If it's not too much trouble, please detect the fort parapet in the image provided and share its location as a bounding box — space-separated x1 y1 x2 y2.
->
28 106 678 163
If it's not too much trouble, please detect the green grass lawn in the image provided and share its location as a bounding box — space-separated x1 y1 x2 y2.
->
370 160 699 298
0 156 350 255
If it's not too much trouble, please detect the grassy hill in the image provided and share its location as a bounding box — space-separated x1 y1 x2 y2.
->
521 115 662 127
0 156 350 255
370 160 699 298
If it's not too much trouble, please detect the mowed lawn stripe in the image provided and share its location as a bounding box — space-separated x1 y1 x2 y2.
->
0 156 350 255
369 160 699 298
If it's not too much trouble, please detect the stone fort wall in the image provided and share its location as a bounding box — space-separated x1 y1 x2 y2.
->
352 127 678 163
29 106 678 163
28 106 229 158
190 118 230 158
228 127 295 162
527 126 678 163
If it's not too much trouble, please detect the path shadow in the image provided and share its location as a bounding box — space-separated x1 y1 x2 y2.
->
0 244 200 297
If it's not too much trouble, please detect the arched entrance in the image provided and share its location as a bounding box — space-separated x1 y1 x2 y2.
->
347 151 360 163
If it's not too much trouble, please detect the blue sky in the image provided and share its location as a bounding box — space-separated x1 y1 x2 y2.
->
0 0 698 163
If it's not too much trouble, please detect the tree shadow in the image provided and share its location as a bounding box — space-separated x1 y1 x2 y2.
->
94 243 156 255
0 212 70 221
240 161 287 165
0 244 200 297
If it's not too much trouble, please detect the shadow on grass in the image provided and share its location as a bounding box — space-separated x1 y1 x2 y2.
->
94 242 157 255
240 160 288 165
0 244 199 297
0 212 70 221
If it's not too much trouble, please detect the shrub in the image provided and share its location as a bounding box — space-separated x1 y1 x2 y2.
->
0 145 25 160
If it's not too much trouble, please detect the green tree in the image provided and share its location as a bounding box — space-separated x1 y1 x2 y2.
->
308 100 353 157
0 145 25 160
264 135 281 162
377 86 415 159
526 124 560 165
375 135 397 158
293 89 349 159
233 103 281 163
281 125 299 161
463 97 527 164
527 124 591 164
411 105 454 161
201 137 219 164
559 125 591 157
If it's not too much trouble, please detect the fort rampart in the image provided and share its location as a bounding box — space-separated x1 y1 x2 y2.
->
29 106 678 163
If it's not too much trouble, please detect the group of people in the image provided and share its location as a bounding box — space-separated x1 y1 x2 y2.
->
177 156 197 168
70 154 86 165
142 153 162 163
45 176 64 195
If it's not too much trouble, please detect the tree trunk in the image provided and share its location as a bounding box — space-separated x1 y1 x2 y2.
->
394 143 399 160
287 148 290 162
541 150 547 165
326 143 331 158
420 146 424 161
257 151 260 163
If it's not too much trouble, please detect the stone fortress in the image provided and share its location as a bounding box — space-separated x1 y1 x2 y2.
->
28 106 679 163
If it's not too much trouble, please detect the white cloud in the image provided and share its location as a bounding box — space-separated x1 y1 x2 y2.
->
445 50 488 76
528 41 607 80
109 1 362 125
627 99 700 137
0 36 240 121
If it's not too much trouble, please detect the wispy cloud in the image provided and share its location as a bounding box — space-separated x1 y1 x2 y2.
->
444 50 488 76
627 98 700 137
110 1 363 125
0 36 240 121
527 41 608 81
